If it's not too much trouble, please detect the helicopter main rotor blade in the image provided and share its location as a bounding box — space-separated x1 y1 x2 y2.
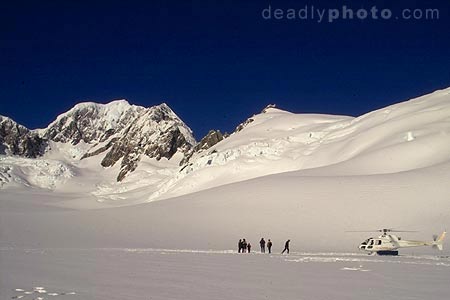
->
345 230 380 233
346 229 419 233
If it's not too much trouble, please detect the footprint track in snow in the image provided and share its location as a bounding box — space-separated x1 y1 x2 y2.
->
12 286 77 299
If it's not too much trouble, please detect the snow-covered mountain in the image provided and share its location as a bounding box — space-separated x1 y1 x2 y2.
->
1 87 450 255
0 115 47 158
151 88 450 200
1 88 450 204
0 100 196 186
41 100 144 145
73 101 195 181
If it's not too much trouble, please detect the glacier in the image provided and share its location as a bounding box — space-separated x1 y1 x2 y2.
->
1 88 450 300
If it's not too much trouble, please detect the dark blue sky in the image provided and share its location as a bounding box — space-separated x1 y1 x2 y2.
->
1 0 449 139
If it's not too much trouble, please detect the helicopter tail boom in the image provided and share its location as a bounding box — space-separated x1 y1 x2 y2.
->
432 231 446 251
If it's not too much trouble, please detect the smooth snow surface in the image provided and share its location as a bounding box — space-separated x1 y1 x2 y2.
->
2 249 450 300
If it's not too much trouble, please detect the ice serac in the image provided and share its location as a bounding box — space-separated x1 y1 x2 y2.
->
0 115 47 158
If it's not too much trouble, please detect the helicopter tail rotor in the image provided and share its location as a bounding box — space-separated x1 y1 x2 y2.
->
432 231 446 251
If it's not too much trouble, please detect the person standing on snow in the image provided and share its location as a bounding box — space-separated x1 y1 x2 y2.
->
281 239 290 254
267 239 273 253
242 239 247 253
260 238 266 253
247 242 251 253
238 239 243 253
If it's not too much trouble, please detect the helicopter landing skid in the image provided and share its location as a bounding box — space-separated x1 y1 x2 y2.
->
376 250 399 256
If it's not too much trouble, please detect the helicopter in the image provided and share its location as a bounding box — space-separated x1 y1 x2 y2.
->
351 228 446 256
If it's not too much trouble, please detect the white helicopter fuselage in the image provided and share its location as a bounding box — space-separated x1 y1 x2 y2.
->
359 232 446 254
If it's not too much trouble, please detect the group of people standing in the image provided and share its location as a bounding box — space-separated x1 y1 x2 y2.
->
238 238 289 254
238 239 251 253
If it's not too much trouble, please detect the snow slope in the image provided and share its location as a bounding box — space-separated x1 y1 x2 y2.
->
0 87 449 251
1 88 450 300
151 87 450 200
2 88 449 204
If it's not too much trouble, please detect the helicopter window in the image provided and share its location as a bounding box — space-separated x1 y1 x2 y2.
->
376 240 382 245
369 240 374 245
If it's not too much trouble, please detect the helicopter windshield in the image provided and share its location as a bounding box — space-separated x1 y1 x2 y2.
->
360 239 370 245
359 238 375 250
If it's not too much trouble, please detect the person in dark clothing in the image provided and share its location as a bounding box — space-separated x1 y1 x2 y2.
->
267 239 273 253
242 239 247 253
260 238 266 253
247 242 251 253
281 239 290 254
238 239 242 253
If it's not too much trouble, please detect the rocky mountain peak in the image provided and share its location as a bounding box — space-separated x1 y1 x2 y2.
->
2 100 197 182
103 107 195 181
42 100 144 145
0 115 47 158
68 101 197 181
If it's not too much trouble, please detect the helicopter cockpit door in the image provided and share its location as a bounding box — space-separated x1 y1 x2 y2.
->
366 239 374 250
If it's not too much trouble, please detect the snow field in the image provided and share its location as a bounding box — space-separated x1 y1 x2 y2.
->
1 88 450 300
2 248 450 300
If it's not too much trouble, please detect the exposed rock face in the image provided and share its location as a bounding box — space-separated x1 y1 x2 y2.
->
195 130 225 152
43 100 144 145
0 116 46 158
94 104 196 181
2 100 196 182
235 118 254 133
180 107 279 167
180 129 225 165
261 104 277 113
234 104 276 133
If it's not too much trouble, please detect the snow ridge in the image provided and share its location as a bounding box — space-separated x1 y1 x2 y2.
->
148 87 450 200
